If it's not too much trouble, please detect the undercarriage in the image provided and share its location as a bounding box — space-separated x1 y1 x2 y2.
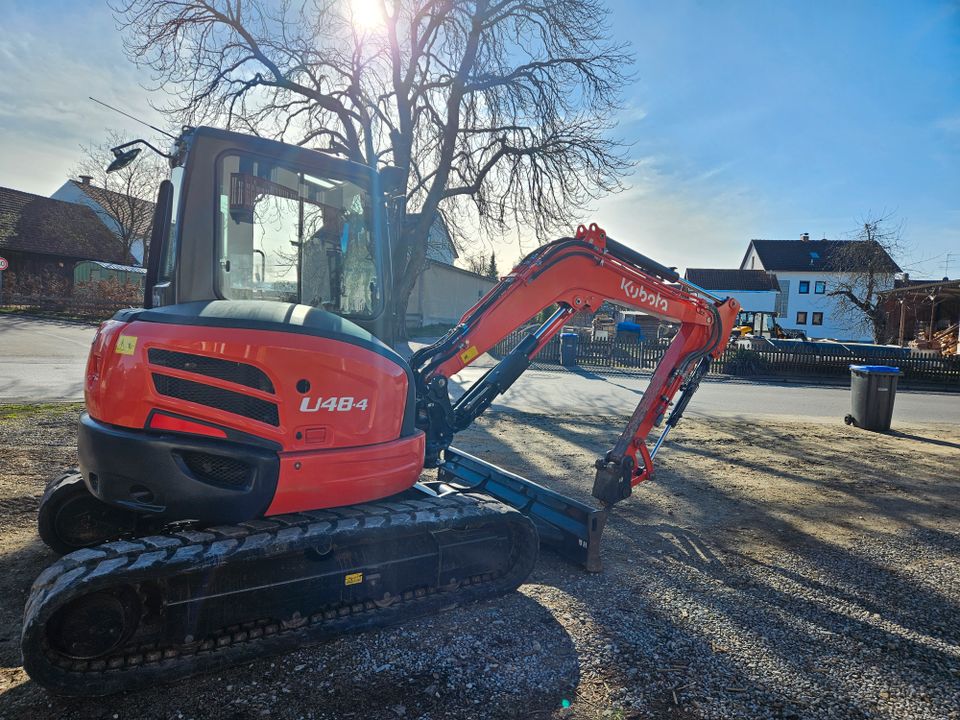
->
24 490 537 696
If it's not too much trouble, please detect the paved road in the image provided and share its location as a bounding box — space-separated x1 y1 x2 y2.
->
447 366 960 425
1 316 957 426
0 315 92 402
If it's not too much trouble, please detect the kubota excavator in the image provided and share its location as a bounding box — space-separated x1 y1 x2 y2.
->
21 127 738 695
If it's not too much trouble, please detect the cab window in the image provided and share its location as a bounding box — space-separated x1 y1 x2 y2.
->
216 153 381 317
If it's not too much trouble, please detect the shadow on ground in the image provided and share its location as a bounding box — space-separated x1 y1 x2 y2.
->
1 409 958 719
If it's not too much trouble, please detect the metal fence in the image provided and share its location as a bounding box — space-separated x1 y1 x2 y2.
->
492 327 960 387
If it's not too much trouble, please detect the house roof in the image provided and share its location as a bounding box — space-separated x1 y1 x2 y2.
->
69 180 156 238
892 277 952 289
0 186 127 262
424 258 495 280
882 278 960 297
742 239 901 273
684 268 781 292
406 211 459 262
80 260 147 274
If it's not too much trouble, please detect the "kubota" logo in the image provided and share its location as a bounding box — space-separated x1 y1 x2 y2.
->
621 278 669 313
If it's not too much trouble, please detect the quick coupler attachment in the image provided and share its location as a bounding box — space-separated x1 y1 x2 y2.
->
439 447 608 572
592 455 634 505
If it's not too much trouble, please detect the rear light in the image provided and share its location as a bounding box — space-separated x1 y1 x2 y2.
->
86 320 126 391
148 412 229 439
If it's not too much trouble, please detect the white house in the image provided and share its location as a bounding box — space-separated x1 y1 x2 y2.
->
405 212 498 327
684 268 780 315
739 234 900 342
51 176 155 265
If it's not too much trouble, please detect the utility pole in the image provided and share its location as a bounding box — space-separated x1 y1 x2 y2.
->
928 294 938 345
898 299 906 347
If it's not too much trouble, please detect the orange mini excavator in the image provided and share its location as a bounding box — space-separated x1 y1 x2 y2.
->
22 127 738 695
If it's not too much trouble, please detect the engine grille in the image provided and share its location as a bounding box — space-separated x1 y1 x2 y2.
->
178 451 252 488
152 374 280 426
148 349 275 393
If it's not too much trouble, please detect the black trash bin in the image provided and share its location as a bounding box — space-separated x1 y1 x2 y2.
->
559 332 579 367
845 365 901 432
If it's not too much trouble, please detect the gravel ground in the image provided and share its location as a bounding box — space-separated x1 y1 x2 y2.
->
0 404 958 720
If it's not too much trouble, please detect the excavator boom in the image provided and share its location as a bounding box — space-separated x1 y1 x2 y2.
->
410 225 738 567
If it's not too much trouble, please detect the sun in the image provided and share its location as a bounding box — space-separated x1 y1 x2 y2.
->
350 0 385 31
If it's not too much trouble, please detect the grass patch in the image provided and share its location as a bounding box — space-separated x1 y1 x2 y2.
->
0 403 84 421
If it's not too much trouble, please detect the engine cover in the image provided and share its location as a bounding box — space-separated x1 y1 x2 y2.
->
80 300 424 519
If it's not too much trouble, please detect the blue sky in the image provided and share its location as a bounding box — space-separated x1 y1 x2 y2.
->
0 0 957 277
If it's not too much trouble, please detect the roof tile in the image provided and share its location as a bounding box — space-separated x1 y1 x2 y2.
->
0 186 126 262
746 239 901 273
684 268 781 291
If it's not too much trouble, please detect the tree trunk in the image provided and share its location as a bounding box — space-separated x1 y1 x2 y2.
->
387 215 433 342
872 313 887 345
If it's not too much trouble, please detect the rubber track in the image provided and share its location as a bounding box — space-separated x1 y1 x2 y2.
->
22 493 538 696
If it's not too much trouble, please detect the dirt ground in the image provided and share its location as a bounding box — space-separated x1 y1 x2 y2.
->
0 404 957 719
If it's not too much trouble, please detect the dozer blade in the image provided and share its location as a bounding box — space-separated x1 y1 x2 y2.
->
22 493 537 696
438 447 609 572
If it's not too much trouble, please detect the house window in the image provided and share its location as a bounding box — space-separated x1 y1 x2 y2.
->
815 281 826 294
796 311 807 325
798 281 810 294
812 312 823 326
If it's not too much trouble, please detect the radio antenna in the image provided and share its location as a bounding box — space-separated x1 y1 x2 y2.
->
88 97 177 140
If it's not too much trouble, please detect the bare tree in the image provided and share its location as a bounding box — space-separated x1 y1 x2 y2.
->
72 130 167 264
112 0 632 337
827 214 903 343
464 253 487 275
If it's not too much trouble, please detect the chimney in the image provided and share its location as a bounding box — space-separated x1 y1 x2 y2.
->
800 232 810 242
78 175 93 185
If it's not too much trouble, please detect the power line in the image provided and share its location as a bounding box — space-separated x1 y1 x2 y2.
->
88 97 176 140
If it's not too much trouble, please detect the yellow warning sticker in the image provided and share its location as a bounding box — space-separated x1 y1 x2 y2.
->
459 345 479 364
344 572 363 586
115 335 138 355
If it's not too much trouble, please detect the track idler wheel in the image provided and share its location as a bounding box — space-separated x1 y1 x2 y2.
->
38 472 138 555
47 587 141 659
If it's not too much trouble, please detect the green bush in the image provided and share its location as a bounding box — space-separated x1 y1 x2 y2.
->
724 348 769 376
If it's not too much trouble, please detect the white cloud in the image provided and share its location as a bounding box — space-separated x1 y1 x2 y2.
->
0 5 164 195
588 156 765 272
933 114 960 134
618 103 649 124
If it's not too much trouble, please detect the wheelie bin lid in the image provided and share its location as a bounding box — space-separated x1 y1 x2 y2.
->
560 332 578 337
849 365 901 374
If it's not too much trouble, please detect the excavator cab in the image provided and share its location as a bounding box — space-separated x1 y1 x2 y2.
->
146 127 396 340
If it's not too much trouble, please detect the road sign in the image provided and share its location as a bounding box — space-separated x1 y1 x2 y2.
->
0 257 7 271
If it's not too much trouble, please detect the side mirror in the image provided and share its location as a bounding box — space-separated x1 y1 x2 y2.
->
107 146 142 173
105 139 173 174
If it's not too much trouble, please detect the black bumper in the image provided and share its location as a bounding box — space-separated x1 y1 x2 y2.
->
77 413 279 524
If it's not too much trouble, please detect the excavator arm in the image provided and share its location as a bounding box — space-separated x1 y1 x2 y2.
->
411 224 739 569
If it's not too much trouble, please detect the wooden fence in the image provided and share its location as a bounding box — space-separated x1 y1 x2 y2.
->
492 327 960 387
